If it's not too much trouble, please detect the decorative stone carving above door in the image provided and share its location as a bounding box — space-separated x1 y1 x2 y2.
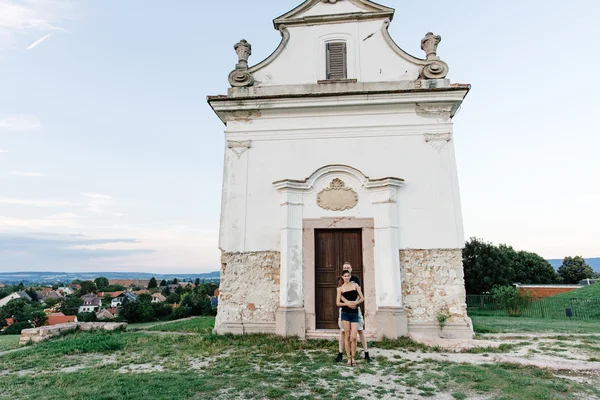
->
316 178 358 211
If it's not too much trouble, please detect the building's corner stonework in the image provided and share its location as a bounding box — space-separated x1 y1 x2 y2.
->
215 251 281 334
400 249 472 338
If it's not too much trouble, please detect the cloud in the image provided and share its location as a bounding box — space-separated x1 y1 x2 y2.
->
26 32 51 50
0 214 83 231
81 193 113 214
0 114 42 131
0 0 73 50
0 233 156 260
0 149 7 153
10 171 45 177
0 196 79 207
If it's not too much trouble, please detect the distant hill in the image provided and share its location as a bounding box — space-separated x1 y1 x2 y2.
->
547 258 600 273
0 271 220 285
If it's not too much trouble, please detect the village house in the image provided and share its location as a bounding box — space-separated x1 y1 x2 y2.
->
0 282 5 288
78 294 102 313
95 309 116 321
36 290 63 303
151 293 167 303
57 286 75 296
111 291 137 308
208 0 473 340
0 291 32 308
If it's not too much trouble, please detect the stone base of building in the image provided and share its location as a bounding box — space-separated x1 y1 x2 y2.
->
214 251 280 335
275 307 306 339
408 319 474 339
400 248 474 339
375 306 408 340
213 321 276 335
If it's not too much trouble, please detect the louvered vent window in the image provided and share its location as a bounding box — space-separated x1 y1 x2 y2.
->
326 42 347 80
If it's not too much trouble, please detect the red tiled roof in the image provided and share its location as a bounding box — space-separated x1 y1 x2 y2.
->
47 315 76 325
99 291 123 299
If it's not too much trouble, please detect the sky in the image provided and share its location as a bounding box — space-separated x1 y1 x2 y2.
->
0 0 599 274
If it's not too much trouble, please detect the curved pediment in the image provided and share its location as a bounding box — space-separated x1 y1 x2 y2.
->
223 0 452 90
274 0 394 29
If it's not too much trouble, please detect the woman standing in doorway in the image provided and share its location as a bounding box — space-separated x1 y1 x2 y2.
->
336 269 364 366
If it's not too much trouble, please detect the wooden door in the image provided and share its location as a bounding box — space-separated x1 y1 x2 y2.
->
315 229 363 329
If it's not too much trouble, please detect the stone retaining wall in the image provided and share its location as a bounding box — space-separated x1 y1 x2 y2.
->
19 322 128 345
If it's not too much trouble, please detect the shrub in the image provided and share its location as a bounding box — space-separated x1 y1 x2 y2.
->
171 306 189 320
76 312 98 322
491 285 533 316
2 321 33 335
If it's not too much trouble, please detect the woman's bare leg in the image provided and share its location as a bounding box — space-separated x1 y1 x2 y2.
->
350 322 358 362
343 321 351 363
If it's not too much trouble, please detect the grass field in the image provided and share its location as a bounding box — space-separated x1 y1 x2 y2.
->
472 315 600 333
551 283 600 299
146 317 214 333
1 317 599 399
0 335 20 352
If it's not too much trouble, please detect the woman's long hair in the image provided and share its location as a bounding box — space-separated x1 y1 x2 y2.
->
338 269 351 287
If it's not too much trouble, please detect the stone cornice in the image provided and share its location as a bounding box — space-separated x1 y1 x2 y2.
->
273 164 403 191
273 0 394 30
208 89 468 124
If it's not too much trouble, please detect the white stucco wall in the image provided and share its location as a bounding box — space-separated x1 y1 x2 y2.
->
218 99 464 254
251 19 422 86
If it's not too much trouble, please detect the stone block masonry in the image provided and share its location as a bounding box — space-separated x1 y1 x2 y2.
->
214 251 280 334
19 322 128 345
400 249 473 338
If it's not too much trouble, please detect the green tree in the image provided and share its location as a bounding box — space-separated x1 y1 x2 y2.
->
137 293 152 303
17 282 24 291
103 294 114 307
463 238 557 294
148 277 158 289
512 250 558 284
119 300 155 323
194 278 200 286
78 281 97 296
167 293 181 304
76 312 97 322
94 277 109 290
558 256 594 284
60 296 83 316
463 238 516 294
30 311 48 327
25 289 38 302
43 298 61 308
159 279 167 287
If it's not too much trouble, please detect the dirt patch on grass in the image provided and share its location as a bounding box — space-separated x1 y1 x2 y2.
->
118 363 165 374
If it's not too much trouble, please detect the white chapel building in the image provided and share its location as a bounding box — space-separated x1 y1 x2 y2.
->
208 0 473 340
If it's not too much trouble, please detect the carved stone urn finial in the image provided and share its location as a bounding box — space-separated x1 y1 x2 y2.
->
229 39 254 87
234 39 252 69
419 32 449 80
421 32 441 61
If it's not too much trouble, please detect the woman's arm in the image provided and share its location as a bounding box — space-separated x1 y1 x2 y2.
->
336 288 350 307
354 284 365 305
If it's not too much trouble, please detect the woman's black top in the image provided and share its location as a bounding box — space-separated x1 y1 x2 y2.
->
341 289 359 314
